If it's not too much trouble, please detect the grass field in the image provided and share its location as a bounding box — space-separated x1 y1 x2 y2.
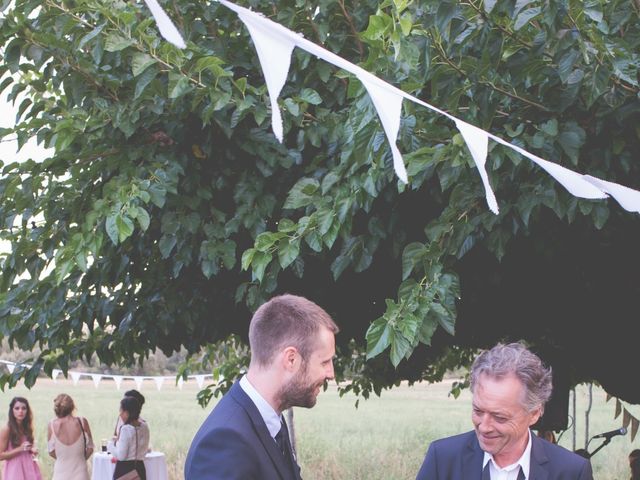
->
0 378 637 479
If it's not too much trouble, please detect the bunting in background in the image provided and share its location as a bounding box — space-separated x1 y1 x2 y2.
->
91 373 102 389
71 371 81 386
154 377 165 391
143 0 640 216
0 360 213 391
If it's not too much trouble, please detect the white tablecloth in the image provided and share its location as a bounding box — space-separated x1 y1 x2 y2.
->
91 451 168 480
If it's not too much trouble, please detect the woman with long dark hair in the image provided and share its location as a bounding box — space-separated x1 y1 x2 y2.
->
0 396 43 479
112 396 150 480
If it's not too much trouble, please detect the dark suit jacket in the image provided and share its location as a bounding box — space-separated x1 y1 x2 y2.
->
185 381 302 480
416 430 593 480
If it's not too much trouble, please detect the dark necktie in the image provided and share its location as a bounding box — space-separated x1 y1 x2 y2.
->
275 417 296 476
482 462 526 480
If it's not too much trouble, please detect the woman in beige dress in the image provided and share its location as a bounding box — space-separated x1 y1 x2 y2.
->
47 393 94 480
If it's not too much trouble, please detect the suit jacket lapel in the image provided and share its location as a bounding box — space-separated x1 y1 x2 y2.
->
462 432 486 480
528 433 550 480
229 382 296 480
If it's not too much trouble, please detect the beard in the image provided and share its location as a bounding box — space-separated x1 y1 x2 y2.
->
278 368 324 411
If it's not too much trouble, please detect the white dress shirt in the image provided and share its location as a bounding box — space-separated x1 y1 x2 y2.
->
483 430 532 480
239 374 282 439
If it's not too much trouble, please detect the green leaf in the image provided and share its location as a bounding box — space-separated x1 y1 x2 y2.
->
514 7 541 31
241 248 256 271
401 242 425 280
78 23 106 50
159 234 177 258
390 331 412 367
251 251 272 282
299 88 322 105
116 215 134 242
366 317 393 359
284 98 300 116
169 74 192 99
136 207 150 231
278 238 300 269
105 214 119 245
284 178 319 209
131 53 157 77
105 33 133 52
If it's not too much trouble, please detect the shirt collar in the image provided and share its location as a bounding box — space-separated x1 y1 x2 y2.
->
482 429 532 479
239 374 282 438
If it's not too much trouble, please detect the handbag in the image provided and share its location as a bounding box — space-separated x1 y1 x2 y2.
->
77 417 91 459
115 469 141 480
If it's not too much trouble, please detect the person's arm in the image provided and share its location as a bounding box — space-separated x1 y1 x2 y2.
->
185 427 260 480
0 426 29 461
47 421 56 459
81 417 94 458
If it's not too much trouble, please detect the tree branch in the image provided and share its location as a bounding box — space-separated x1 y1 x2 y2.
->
337 0 364 60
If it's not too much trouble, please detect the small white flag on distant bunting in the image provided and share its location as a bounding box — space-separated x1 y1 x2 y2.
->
113 375 124 390
70 371 81 386
177 376 184 390
52 369 61 383
154 377 165 391
7 363 15 374
134 376 144 391
195 375 206 389
91 374 102 389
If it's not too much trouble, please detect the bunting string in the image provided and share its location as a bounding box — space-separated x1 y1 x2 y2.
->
0 360 213 391
140 0 640 216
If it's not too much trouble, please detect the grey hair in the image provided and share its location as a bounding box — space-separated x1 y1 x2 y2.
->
470 342 552 413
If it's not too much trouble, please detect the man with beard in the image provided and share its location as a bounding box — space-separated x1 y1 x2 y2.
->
416 342 593 480
185 294 338 480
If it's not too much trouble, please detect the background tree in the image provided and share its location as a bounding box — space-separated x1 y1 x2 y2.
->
1 0 639 406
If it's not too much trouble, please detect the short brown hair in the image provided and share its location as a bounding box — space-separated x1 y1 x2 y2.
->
248 294 339 366
53 393 75 418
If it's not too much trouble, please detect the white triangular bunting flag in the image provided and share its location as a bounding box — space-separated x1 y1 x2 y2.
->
134 376 144 391
91 374 102 389
359 75 408 183
113 375 124 390
154 377 165 391
491 138 608 200
177 376 184 390
195 375 206 389
6 363 15 374
142 0 186 49
583 175 640 213
70 371 81 386
52 369 61 382
455 120 498 214
237 10 295 142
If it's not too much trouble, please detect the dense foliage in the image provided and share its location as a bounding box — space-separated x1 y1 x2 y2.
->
1 0 639 401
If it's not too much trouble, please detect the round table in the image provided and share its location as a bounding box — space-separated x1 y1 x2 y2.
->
91 451 168 480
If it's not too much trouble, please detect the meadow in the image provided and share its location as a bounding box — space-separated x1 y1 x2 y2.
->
0 378 637 479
